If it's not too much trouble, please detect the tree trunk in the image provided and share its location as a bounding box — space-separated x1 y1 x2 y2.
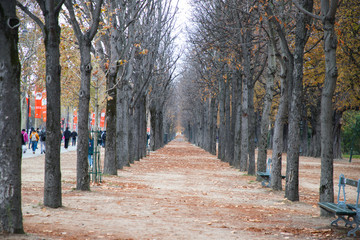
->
43 2 63 208
158 107 164 148
103 23 119 174
133 100 140 161
225 77 232 163
333 111 342 159
104 70 117 172
76 43 92 188
128 107 135 164
240 74 249 171
218 75 226 161
0 2 24 232
209 97 217 155
233 72 242 169
300 111 309 156
229 75 237 166
257 38 276 179
270 62 289 191
240 29 252 172
248 81 255 175
116 83 130 169
139 95 147 158
285 0 313 201
319 16 338 214
150 106 156 151
309 105 321 157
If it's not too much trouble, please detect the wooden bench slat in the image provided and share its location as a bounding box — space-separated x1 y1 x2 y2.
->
256 172 285 178
257 171 269 177
346 204 358 210
318 202 356 216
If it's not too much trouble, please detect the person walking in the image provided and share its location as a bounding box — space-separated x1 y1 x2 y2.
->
101 131 106 148
28 127 34 149
71 130 78 146
21 129 28 153
63 127 71 149
88 133 94 169
39 129 46 154
29 130 39 154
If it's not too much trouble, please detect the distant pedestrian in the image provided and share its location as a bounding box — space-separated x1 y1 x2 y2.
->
28 127 35 149
29 130 39 154
101 131 106 147
97 131 102 146
71 130 78 146
39 129 46 154
63 127 71 149
88 133 94 169
21 129 28 153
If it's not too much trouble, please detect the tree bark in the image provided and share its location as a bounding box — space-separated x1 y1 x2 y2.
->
76 44 92 188
309 105 321 157
257 38 276 179
218 75 226 161
240 73 249 171
300 110 309 156
225 77 232 163
229 75 237 166
333 111 342 159
42 0 64 208
270 61 288 191
0 1 24 233
319 15 338 214
116 83 130 169
233 72 242 169
209 97 217 155
248 80 255 175
103 6 119 174
285 0 313 201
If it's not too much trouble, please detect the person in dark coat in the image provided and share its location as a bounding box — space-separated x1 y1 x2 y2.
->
71 130 78 146
101 131 106 147
88 133 94 168
63 127 71 149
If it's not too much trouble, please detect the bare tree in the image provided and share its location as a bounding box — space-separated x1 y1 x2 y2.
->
0 0 24 233
285 0 313 201
17 0 65 208
64 0 104 188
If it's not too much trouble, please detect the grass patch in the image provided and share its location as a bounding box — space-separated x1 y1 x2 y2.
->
342 154 360 159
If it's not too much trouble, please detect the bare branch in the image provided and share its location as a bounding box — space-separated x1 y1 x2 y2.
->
16 1 45 35
291 0 322 21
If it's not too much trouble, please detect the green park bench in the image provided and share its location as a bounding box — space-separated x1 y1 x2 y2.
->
318 174 360 237
256 158 285 187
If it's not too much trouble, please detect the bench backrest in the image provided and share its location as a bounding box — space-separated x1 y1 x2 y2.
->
337 174 360 209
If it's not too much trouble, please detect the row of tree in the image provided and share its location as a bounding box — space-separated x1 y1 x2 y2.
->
180 0 360 213
1 0 178 233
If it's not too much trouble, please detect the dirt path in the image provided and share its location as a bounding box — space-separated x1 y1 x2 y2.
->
10 136 360 239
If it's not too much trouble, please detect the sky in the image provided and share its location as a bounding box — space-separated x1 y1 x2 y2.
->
173 0 192 56
172 0 193 75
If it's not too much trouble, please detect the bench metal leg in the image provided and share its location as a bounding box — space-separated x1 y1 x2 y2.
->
347 222 359 237
331 215 354 227
261 179 270 187
348 212 360 237
331 216 343 227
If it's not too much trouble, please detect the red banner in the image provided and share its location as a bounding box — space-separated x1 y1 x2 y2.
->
73 109 77 124
35 92 42 119
91 112 95 126
42 91 47 122
100 110 106 128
